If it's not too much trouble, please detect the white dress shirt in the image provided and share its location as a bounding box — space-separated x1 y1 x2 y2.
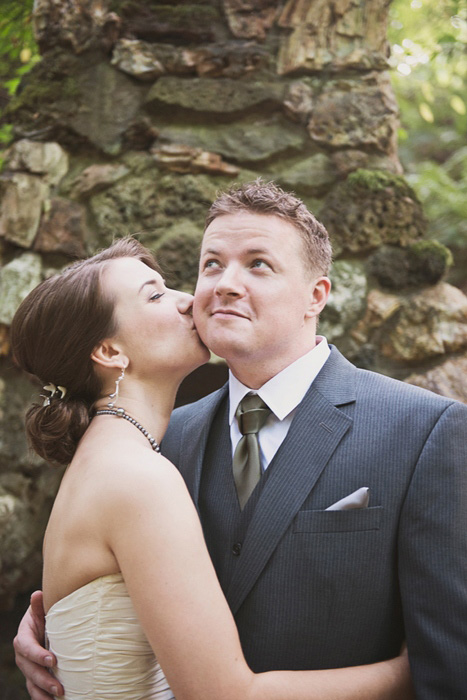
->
229 337 330 470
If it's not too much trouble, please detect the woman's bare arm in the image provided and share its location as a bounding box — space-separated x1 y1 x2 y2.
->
106 451 413 700
13 450 413 700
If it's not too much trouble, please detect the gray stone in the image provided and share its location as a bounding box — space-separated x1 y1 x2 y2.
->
223 0 278 40
0 367 64 609
283 80 315 125
33 0 120 54
117 3 222 43
308 73 398 155
154 219 203 291
0 173 49 248
151 144 239 176
111 39 166 81
6 140 69 186
145 76 285 114
319 260 367 342
113 38 267 81
405 355 467 404
33 198 88 257
89 171 219 248
368 241 453 290
0 253 42 326
158 116 306 163
331 149 402 177
320 169 426 257
278 154 337 195
277 0 390 74
381 283 467 362
69 62 144 154
70 163 130 199
0 468 61 609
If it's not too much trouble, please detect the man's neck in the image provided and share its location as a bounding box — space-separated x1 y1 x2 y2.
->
227 339 320 389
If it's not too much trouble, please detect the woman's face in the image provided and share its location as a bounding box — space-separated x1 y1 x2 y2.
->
101 257 210 381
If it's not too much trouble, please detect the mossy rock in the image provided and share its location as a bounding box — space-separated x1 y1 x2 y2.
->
157 115 306 164
320 169 427 256
89 170 221 248
319 260 367 342
145 77 285 115
116 2 224 42
3 52 80 132
368 241 453 290
154 219 203 292
277 154 337 196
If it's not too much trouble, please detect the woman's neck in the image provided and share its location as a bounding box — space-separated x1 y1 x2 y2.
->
94 378 179 447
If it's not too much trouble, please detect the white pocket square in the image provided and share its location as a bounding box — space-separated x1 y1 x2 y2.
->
325 487 370 511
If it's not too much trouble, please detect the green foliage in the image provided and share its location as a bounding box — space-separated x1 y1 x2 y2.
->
388 0 467 254
0 0 39 145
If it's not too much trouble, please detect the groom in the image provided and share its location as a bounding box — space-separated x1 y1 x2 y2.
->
14 181 467 697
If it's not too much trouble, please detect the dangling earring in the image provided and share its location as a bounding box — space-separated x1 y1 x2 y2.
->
108 365 126 409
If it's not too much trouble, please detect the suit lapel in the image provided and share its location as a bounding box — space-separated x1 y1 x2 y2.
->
226 347 357 614
177 384 229 506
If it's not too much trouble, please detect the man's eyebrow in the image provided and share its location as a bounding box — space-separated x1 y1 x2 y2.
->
245 248 269 255
201 247 270 256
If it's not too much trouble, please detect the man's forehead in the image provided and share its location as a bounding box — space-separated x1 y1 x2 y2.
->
201 214 301 251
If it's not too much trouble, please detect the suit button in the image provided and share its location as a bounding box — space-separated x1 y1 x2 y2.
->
232 542 242 556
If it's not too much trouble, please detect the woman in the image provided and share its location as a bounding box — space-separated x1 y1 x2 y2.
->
11 238 412 699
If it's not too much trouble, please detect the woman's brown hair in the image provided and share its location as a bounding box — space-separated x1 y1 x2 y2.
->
10 237 160 466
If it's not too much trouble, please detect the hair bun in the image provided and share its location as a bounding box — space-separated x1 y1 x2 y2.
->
25 398 91 466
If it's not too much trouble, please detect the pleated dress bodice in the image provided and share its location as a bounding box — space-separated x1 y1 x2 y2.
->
45 573 174 700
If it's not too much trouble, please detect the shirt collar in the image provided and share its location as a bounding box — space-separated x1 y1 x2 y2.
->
229 337 330 425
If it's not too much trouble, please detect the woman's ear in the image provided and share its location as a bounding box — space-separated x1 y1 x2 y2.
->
91 339 129 371
306 276 331 318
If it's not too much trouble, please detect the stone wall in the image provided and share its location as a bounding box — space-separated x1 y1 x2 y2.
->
1 0 467 617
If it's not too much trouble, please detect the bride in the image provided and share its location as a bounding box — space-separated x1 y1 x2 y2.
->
11 238 412 699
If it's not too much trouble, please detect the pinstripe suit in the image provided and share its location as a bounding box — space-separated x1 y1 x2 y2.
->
162 346 467 697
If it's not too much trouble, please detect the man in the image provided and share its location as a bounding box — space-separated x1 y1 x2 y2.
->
15 181 467 697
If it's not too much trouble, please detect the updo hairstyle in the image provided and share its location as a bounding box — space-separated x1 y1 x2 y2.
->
10 237 160 466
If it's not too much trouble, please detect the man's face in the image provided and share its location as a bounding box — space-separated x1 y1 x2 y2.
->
193 212 330 385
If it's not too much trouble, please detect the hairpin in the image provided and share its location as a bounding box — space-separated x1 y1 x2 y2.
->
41 383 67 407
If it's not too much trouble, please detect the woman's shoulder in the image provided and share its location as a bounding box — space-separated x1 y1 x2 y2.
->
72 436 189 513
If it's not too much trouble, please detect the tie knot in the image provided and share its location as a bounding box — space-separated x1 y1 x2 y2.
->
236 393 271 436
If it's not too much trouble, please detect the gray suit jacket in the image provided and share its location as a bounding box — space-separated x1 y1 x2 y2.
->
162 347 467 697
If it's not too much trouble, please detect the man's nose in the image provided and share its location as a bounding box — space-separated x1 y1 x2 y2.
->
214 265 244 297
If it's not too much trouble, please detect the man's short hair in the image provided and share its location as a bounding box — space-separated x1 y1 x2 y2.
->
205 179 332 276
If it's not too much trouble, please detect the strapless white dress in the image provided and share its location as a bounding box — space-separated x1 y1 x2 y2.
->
45 573 174 699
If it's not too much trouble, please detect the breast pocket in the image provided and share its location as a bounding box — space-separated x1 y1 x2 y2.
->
293 506 382 534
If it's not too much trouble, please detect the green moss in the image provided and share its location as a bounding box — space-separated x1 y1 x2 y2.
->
409 240 453 268
5 75 78 116
347 168 409 193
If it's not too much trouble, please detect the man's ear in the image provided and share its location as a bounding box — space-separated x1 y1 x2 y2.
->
306 276 331 318
91 339 129 371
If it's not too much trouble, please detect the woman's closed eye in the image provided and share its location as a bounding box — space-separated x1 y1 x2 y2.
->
149 292 165 302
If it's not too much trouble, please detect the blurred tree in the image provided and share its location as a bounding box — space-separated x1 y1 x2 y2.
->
388 0 467 283
0 0 39 146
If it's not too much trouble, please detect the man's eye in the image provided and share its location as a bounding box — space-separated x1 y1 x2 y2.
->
150 292 165 301
204 260 220 269
251 259 269 269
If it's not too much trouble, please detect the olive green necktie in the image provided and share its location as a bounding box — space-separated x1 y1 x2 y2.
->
233 392 271 510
